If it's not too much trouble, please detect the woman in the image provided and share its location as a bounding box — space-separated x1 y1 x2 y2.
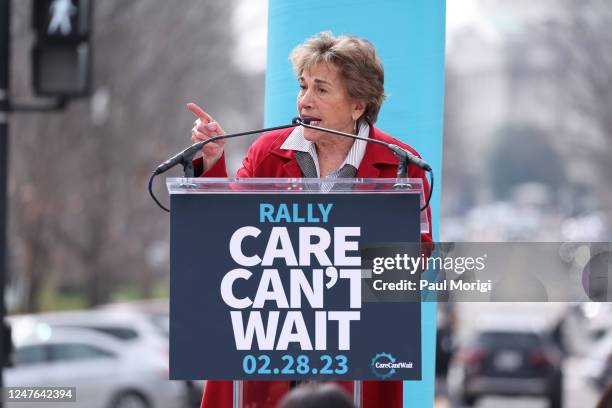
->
188 32 432 408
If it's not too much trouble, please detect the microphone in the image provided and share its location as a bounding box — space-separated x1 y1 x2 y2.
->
154 143 205 175
295 117 432 171
386 144 432 172
150 119 303 212
154 120 303 176
294 116 433 211
149 116 433 212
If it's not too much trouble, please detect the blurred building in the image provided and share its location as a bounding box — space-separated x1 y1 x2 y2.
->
443 0 611 241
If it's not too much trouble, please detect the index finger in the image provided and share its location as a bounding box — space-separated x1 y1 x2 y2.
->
186 102 213 122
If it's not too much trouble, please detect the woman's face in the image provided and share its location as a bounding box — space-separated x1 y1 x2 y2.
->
297 63 365 143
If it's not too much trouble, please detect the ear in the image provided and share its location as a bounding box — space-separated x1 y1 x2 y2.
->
351 100 366 121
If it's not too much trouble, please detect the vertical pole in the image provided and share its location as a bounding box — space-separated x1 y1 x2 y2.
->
0 0 10 390
232 380 242 408
353 380 362 408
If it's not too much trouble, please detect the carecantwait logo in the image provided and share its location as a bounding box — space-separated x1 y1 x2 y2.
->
370 352 414 379
371 352 396 379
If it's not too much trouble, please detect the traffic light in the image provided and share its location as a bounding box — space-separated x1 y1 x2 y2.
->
32 0 93 97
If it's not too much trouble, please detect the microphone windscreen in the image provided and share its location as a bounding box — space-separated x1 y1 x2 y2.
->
291 117 312 125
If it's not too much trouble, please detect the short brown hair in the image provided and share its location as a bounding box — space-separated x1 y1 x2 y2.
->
290 31 386 124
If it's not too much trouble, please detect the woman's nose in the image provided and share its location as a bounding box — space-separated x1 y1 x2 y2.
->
298 89 313 110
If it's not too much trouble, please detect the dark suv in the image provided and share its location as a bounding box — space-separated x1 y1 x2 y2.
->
448 319 563 408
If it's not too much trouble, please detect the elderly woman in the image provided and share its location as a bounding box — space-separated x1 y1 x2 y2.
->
189 32 432 408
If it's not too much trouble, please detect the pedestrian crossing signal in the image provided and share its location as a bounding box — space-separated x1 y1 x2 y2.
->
33 0 91 40
32 0 92 97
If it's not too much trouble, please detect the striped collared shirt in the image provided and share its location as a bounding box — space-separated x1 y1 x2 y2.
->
280 121 370 178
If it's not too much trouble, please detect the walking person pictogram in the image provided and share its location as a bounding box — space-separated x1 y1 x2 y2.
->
48 0 76 35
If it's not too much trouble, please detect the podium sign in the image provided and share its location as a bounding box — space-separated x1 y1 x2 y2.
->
168 178 427 382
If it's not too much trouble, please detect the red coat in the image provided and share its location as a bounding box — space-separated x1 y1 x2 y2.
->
196 125 433 408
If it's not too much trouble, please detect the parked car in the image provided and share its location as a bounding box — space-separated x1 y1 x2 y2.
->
97 300 170 338
9 306 201 407
16 308 169 353
5 322 183 408
98 300 205 406
447 316 564 408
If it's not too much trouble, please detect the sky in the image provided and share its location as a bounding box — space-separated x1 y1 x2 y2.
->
232 0 268 73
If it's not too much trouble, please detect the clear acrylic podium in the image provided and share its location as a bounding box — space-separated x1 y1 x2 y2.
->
167 178 429 408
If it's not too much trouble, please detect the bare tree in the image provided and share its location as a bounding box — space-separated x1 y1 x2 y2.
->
523 0 612 217
8 0 264 311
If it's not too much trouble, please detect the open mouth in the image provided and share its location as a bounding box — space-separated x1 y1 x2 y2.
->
303 117 322 126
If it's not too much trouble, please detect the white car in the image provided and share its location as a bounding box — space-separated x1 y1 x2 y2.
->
14 308 170 354
11 304 204 407
5 323 183 408
97 301 205 406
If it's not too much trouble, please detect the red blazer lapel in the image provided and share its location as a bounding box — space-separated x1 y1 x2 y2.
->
269 148 303 177
356 151 382 177
356 126 398 178
281 159 303 177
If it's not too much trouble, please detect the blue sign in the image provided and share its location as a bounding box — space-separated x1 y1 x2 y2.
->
170 193 422 381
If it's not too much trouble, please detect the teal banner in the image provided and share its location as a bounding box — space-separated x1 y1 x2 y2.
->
264 0 445 405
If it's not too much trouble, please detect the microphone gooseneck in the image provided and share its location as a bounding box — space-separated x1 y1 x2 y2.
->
294 117 432 171
154 120 303 176
293 117 434 211
149 117 433 213
149 119 303 212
